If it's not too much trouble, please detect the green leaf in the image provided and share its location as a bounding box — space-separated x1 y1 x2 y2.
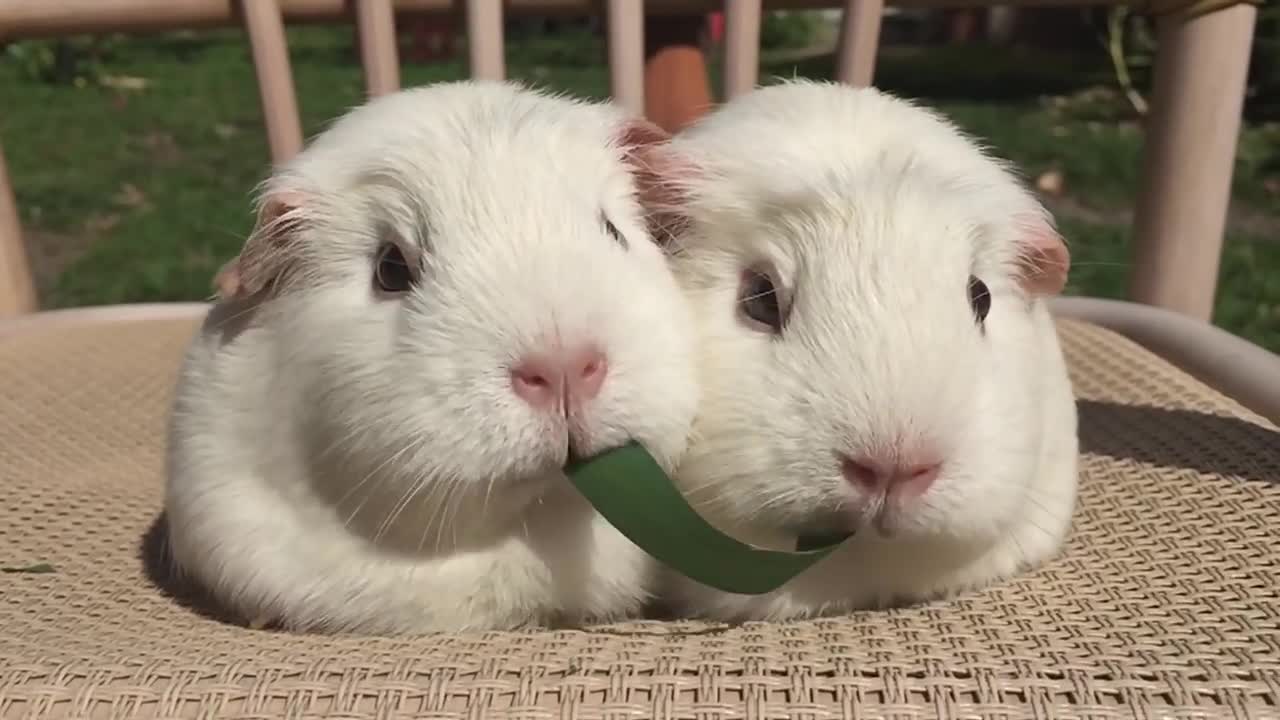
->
566 442 850 595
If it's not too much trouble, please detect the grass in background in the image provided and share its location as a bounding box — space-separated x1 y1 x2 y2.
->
2 26 1277 350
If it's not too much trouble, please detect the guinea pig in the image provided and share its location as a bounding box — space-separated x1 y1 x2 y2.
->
655 79 1079 622
163 80 699 635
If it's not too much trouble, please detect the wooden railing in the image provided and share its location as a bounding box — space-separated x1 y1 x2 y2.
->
0 0 1260 325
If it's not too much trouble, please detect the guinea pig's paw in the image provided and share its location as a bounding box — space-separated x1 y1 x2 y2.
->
929 551 1032 602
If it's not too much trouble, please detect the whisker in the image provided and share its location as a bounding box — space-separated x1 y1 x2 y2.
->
1067 261 1132 268
480 470 498 522
737 288 777 305
339 443 421 532
205 299 265 328
416 468 467 552
434 477 468 553
373 469 429 546
417 470 457 554
338 438 419 511
1019 486 1072 542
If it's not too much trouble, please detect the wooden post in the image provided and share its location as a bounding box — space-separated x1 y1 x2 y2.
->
1129 4 1258 321
606 0 645 116
241 0 304 164
465 0 505 80
722 1 762 100
835 0 885 86
0 142 37 317
987 6 1018 44
356 0 401 97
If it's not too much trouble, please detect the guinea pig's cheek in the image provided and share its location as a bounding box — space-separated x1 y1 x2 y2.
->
916 469 1009 542
588 384 687 470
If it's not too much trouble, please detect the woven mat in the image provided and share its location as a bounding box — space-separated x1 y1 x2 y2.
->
1 313 1277 720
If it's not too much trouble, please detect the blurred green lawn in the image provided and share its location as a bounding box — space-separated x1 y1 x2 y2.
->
2 26 1278 350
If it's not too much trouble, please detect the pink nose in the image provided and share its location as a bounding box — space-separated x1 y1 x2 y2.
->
510 346 608 411
840 454 941 499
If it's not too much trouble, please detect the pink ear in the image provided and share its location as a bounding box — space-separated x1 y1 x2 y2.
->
616 119 693 249
214 190 307 302
212 257 246 300
1015 214 1070 297
618 117 672 150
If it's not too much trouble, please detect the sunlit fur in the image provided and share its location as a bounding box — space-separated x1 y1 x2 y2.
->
660 80 1079 621
164 80 699 634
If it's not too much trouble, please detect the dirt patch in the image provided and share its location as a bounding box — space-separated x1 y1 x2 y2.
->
1045 194 1280 241
139 132 183 166
1224 205 1280 239
22 227 97 300
19 182 151 302
1044 195 1131 226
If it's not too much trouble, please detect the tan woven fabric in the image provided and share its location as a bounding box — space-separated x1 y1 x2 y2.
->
1 314 1277 720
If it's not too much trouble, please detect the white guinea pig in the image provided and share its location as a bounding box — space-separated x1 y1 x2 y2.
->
658 79 1079 622
163 80 699 634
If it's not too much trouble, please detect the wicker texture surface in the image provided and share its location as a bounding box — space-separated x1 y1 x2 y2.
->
1 314 1278 720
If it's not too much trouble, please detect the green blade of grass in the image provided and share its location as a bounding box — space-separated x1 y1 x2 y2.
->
566 442 849 595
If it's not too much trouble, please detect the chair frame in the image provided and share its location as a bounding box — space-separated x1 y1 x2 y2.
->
2 0 1277 425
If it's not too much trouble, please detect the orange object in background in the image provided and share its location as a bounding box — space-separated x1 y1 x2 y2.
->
397 11 720 135
643 14 715 134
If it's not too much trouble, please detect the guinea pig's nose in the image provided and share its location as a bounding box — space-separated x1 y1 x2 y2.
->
510 346 608 411
840 454 941 499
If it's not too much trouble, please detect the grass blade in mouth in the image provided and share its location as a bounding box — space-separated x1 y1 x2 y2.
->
565 441 851 595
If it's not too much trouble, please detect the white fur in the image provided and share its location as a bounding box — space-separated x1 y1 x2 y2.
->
163 80 699 634
660 80 1079 621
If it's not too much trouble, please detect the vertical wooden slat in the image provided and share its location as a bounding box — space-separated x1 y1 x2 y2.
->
241 0 304 164
0 142 37 317
356 0 401 97
986 6 1018 44
466 0 505 81
723 1 762 100
1130 5 1258 321
834 0 884 86
606 0 645 115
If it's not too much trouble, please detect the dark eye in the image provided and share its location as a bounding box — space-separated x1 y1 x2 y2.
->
603 215 628 250
374 243 415 293
967 275 991 324
739 267 785 333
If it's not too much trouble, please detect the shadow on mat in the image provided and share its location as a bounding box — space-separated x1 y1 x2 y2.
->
138 513 246 627
1077 400 1280 483
136 512 740 638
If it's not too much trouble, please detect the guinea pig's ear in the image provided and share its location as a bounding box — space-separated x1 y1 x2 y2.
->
213 190 307 302
1015 213 1070 297
616 119 694 250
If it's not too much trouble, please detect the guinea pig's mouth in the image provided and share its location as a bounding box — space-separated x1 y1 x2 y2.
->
804 499 913 541
562 437 623 470
784 513 859 548
559 425 630 470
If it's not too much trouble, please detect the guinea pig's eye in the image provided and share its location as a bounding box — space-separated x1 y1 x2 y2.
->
374 243 415 293
967 275 991 324
738 267 786 334
602 214 628 250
